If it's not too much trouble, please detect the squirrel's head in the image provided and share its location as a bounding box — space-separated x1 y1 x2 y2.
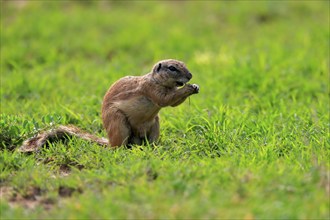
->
151 59 193 88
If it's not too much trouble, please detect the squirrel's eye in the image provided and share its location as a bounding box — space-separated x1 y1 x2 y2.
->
168 66 177 72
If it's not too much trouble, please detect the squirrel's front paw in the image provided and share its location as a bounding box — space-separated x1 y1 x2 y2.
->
187 84 200 94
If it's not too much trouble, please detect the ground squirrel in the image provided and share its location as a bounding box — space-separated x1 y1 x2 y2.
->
19 59 199 152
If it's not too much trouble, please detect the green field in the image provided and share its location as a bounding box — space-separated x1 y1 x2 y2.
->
1 1 329 219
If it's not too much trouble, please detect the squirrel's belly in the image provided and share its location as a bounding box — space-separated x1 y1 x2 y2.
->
113 96 160 127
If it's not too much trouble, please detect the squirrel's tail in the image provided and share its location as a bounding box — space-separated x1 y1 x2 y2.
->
18 125 108 153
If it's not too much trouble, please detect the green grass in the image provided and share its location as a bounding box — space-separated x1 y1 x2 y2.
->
1 1 329 219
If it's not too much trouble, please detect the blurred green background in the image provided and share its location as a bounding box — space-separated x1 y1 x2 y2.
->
2 1 328 111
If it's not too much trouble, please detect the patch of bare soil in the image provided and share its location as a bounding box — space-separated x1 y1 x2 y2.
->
58 186 83 198
1 186 55 210
1 184 84 211
59 164 72 177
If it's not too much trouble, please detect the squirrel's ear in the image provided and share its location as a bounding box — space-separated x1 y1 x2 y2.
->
156 63 162 72
152 62 162 73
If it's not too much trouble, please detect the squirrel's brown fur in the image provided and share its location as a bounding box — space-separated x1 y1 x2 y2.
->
19 59 199 152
